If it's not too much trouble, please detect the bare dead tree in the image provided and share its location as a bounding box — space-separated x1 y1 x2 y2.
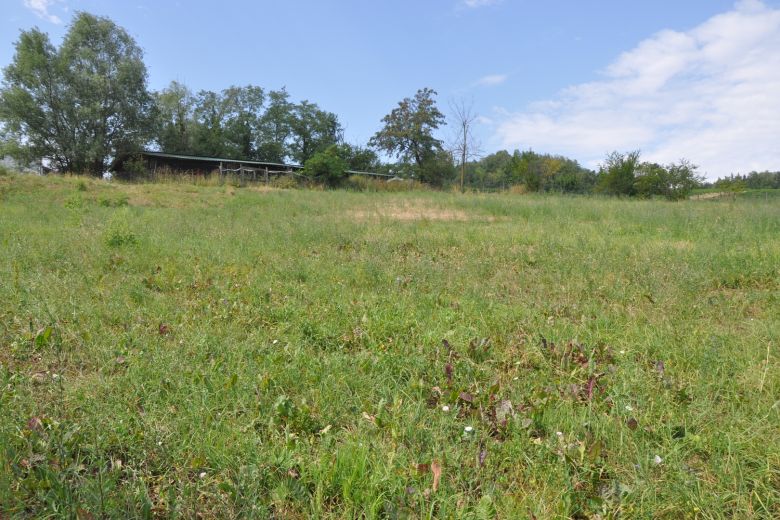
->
448 98 482 193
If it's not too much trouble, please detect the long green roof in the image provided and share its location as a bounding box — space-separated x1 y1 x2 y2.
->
139 151 302 169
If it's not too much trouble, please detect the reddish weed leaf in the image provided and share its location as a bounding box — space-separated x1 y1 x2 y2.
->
444 364 453 385
431 460 442 492
416 463 430 474
158 323 170 335
585 376 596 401
27 416 43 431
459 392 474 403
627 417 638 431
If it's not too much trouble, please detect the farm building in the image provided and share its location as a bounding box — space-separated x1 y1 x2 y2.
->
111 151 302 179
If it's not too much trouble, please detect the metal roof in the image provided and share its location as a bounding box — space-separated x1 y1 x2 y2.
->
345 170 394 178
139 151 302 169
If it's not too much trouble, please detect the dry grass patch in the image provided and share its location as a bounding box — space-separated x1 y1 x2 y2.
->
691 192 728 200
349 200 493 222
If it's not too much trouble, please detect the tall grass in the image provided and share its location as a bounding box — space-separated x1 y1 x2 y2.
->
0 173 778 518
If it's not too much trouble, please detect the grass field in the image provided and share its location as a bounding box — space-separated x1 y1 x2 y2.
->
1 174 779 518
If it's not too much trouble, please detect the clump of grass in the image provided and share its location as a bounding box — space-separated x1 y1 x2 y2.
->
98 195 129 207
270 174 300 189
103 209 138 247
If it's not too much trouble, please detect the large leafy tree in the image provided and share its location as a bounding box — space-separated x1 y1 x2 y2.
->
256 88 293 163
169 85 266 160
0 12 154 174
369 88 446 181
155 81 195 154
288 101 343 164
634 159 702 200
596 150 641 196
217 85 265 160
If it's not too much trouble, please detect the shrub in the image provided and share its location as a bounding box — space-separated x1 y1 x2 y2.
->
303 146 348 186
596 151 640 196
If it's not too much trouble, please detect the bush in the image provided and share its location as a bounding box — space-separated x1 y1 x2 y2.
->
303 146 348 186
417 150 456 187
596 151 640 196
125 154 148 178
634 159 702 200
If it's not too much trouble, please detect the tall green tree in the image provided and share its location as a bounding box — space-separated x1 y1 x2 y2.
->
155 81 195 154
0 12 154 174
596 150 641 196
220 85 265 159
256 88 293 163
334 143 380 172
634 159 701 200
189 86 266 159
288 101 343 164
369 88 446 183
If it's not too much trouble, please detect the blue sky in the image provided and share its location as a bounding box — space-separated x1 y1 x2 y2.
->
3 0 780 178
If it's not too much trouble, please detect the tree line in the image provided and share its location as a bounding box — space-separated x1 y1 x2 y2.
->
1 11 708 199
709 171 780 191
0 12 378 174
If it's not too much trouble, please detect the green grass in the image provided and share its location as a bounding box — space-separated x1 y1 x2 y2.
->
1 174 779 518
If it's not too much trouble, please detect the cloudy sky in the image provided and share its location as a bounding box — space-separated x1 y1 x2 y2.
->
2 0 779 178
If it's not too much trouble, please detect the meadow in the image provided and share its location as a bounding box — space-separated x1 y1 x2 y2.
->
0 173 778 518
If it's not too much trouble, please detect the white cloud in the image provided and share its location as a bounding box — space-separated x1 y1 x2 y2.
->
475 74 508 87
494 0 780 178
460 0 502 9
23 0 63 24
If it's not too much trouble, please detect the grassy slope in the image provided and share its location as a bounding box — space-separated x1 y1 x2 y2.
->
1 174 778 518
